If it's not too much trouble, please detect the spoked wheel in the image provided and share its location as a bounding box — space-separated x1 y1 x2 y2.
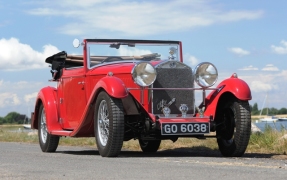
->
139 139 161 153
38 104 59 152
94 91 124 157
216 99 251 157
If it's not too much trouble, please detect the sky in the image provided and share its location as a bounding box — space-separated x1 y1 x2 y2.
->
0 0 286 117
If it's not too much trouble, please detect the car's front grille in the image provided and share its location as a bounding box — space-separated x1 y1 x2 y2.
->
152 61 194 116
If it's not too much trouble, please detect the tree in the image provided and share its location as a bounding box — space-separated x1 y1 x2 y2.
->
252 103 259 112
251 103 259 115
0 117 5 125
4 112 21 124
278 108 287 114
268 107 278 115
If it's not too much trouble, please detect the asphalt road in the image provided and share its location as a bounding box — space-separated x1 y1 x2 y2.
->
0 142 287 180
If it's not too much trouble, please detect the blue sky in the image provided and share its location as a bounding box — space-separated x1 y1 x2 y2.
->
0 0 286 117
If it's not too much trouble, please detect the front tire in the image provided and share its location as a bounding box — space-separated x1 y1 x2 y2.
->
38 104 59 152
216 99 251 157
139 139 161 153
94 91 124 157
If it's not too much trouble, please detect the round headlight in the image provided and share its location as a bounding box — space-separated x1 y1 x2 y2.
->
132 62 157 87
194 62 218 87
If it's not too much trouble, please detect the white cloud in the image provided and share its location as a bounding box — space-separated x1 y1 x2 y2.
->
280 70 287 80
250 81 278 93
0 80 53 116
184 54 199 67
237 70 287 110
24 92 38 103
0 37 60 71
271 40 287 54
0 92 21 108
118 47 152 57
26 0 264 37
262 64 279 71
228 47 250 56
239 65 258 71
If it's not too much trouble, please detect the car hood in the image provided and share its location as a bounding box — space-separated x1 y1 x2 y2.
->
86 60 163 76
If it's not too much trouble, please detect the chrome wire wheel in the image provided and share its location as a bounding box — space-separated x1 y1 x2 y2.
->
38 104 59 152
94 91 124 157
97 100 109 147
40 108 48 144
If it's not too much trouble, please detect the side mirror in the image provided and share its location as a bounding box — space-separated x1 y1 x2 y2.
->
73 39 80 48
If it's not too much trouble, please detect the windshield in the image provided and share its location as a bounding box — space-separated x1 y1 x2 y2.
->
87 41 181 68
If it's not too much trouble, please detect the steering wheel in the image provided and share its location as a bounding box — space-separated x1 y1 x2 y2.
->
101 56 123 63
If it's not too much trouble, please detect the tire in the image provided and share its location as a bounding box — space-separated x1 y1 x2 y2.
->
139 139 161 153
94 91 124 157
38 104 59 152
216 100 251 157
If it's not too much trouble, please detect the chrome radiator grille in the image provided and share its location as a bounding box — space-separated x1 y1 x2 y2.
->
152 61 194 116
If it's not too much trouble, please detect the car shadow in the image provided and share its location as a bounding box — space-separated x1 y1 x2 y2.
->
56 146 283 159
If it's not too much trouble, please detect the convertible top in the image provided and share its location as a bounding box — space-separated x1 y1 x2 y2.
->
45 51 67 64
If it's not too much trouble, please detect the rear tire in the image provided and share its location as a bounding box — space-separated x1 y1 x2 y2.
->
94 91 124 157
139 139 161 153
216 99 251 157
38 104 59 152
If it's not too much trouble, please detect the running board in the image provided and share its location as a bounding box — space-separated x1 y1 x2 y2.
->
50 130 73 136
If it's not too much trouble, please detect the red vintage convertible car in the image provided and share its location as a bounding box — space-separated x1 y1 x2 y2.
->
31 39 252 157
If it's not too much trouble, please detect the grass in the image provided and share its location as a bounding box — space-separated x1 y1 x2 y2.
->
1 125 287 155
247 125 287 154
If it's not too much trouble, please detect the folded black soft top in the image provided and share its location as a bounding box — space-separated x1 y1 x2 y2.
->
45 51 67 64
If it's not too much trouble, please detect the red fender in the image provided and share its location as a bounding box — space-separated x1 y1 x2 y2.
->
31 86 62 132
203 75 252 118
93 76 128 98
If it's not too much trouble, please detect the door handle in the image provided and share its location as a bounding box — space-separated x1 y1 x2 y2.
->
78 81 85 85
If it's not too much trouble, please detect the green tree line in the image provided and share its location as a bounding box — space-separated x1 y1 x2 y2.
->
1 105 287 124
250 103 287 115
0 112 30 125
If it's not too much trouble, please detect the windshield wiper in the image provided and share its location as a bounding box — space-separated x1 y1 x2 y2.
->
109 43 135 49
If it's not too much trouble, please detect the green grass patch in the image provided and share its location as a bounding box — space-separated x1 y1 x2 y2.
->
247 125 287 154
1 125 287 154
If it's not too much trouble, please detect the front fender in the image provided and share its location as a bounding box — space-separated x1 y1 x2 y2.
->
70 76 128 137
203 76 252 118
93 76 128 98
31 86 61 132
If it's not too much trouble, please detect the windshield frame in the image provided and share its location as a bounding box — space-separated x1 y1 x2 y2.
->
85 39 183 69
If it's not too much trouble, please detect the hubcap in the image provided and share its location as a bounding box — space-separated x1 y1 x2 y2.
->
97 100 109 146
40 108 47 143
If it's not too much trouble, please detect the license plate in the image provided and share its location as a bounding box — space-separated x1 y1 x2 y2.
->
161 123 210 135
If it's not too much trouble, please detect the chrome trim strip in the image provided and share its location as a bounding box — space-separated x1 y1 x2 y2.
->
155 60 191 69
88 60 139 70
127 87 218 91
65 66 84 70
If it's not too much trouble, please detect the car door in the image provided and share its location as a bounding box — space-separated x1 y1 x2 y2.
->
58 67 87 130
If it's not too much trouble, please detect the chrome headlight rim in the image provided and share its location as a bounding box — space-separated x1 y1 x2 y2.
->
131 62 157 87
194 62 218 88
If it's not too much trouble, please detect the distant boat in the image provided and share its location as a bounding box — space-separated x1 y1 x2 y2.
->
22 114 31 129
260 115 278 122
259 94 278 122
23 124 31 129
278 118 287 121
